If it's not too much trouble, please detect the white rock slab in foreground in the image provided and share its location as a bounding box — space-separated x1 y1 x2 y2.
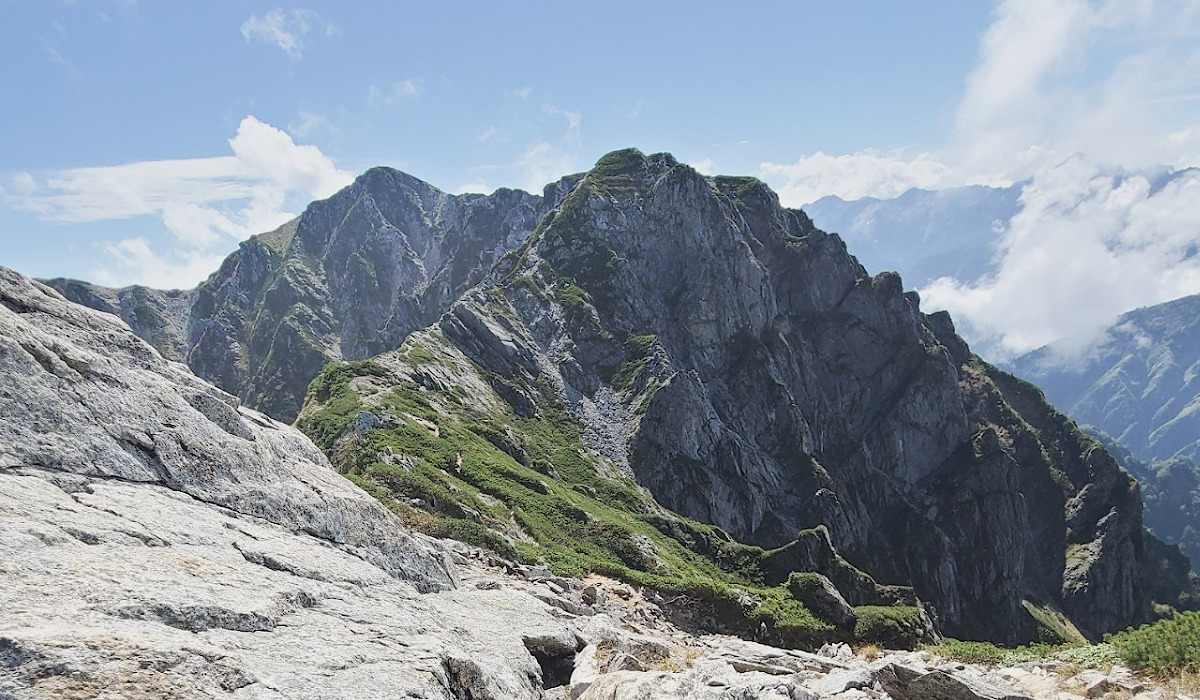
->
0 267 570 698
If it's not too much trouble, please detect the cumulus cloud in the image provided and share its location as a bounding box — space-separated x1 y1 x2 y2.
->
368 79 424 107
6 115 352 287
765 0 1200 201
764 0 1200 358
951 0 1200 180
515 105 582 193
760 151 956 206
241 7 337 60
920 160 1200 359
91 238 228 290
950 0 1093 177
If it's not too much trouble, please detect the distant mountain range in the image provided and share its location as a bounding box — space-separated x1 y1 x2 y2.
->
803 184 1022 288
1008 294 1200 465
803 168 1197 291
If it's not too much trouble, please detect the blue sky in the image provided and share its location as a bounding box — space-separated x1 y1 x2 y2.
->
2 1 1200 357
0 1 992 285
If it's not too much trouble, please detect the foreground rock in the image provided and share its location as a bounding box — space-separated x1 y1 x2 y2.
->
0 266 453 590
0 268 559 698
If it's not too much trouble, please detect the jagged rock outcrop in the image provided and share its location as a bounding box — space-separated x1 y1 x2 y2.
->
1088 434 1200 582
401 149 1190 643
49 171 546 421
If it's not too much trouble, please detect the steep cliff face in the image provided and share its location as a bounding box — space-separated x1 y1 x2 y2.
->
301 150 1189 643
1089 433 1200 580
48 170 545 421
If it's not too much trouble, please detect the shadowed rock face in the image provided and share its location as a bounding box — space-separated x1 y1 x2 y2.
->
49 169 547 422
42 149 1197 645
422 150 1190 643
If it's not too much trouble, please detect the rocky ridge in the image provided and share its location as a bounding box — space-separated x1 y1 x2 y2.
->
49 170 547 421
297 150 1197 645
0 264 1187 698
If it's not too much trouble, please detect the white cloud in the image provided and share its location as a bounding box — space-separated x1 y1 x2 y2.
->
41 39 80 76
688 158 717 176
241 8 336 60
761 151 956 206
368 79 424 107
514 105 582 193
288 110 328 140
947 0 1200 181
10 172 36 195
518 143 574 194
478 126 498 143
921 0 1200 357
920 160 1200 359
950 0 1093 176
5 115 352 287
455 181 492 195
514 86 531 100
91 238 227 291
764 0 1200 203
762 0 1200 357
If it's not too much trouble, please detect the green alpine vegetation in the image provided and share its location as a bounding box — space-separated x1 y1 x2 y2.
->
925 611 1200 678
296 330 925 650
1108 610 1200 675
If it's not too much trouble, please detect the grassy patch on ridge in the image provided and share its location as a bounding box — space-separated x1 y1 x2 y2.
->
296 336 925 649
